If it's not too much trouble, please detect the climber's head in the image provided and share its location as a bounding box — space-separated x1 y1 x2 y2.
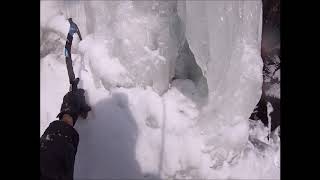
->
68 18 73 22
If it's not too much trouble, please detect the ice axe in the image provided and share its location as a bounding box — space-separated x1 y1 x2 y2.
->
64 18 91 119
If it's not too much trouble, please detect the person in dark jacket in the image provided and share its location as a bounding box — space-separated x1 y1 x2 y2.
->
41 18 89 180
40 88 90 180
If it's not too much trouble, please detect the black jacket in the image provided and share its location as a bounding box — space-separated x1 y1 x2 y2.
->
40 120 79 180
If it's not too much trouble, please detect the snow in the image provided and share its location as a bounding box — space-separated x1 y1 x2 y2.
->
78 36 134 89
41 1 279 179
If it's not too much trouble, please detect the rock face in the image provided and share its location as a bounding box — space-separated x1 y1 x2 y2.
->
250 0 280 131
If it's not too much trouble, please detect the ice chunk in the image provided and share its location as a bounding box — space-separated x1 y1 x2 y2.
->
78 36 134 89
178 0 263 159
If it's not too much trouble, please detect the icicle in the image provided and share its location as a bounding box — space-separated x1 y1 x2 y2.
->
267 102 274 143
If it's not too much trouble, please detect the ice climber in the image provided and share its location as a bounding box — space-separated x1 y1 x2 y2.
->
40 18 89 180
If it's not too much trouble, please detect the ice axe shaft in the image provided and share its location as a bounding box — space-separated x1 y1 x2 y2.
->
64 18 91 118
66 56 78 92
64 21 79 92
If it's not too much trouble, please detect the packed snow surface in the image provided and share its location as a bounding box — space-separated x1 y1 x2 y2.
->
41 1 279 179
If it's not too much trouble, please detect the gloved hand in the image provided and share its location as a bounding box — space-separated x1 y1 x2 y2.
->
57 88 91 126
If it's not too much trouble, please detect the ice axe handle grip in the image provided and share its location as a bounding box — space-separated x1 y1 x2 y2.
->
70 78 80 92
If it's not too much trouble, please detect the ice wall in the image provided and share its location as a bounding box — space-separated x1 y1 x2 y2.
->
41 0 183 94
40 1 277 179
178 0 263 158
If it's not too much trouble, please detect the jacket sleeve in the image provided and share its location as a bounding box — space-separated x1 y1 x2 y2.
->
40 120 79 180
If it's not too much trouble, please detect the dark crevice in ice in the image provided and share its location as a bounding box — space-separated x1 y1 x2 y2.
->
173 39 209 100
250 0 280 131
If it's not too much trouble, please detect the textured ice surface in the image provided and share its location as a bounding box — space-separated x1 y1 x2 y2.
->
41 1 279 179
41 0 182 94
178 0 264 160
